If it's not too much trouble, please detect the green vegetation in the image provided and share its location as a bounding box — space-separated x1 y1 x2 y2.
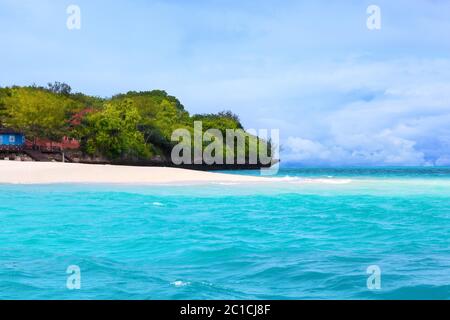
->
110 90 191 157
80 99 150 159
0 85 96 142
0 83 272 164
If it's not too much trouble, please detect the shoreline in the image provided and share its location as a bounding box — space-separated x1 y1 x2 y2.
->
0 161 268 185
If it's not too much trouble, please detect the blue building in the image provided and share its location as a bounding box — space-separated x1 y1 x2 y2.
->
0 130 25 150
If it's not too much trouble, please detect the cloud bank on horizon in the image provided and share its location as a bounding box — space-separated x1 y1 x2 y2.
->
0 0 449 166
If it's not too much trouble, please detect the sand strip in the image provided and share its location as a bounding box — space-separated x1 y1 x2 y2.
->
0 161 266 184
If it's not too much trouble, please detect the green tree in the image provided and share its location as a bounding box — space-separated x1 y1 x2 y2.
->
0 84 273 165
47 82 72 95
0 88 12 128
83 99 150 160
111 90 190 156
1 87 79 142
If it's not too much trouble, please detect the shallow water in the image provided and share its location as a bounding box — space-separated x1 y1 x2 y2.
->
1 167 450 299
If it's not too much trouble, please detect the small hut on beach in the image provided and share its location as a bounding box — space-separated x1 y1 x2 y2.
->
0 129 25 151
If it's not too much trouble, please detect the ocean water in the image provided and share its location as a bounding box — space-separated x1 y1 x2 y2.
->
1 167 450 300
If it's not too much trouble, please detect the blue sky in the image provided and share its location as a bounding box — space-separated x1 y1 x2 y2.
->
1 0 450 165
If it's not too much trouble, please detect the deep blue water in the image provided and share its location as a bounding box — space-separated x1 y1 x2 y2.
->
1 167 450 299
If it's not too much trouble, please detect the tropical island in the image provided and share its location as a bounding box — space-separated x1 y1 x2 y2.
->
0 82 274 170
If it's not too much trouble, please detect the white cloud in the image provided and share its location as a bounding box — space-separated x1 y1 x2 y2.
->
285 138 332 161
280 57 450 165
436 156 450 166
285 133 427 166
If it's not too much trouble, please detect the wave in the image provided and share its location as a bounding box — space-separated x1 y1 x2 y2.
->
269 176 353 185
212 182 240 186
152 202 165 207
171 280 190 287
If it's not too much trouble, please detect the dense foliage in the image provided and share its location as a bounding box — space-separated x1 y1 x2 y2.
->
79 99 150 159
0 85 95 141
0 83 271 163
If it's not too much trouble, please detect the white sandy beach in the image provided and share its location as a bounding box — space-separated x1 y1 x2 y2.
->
0 161 267 184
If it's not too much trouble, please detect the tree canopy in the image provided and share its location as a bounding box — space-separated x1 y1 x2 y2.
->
80 99 150 160
0 86 86 141
0 84 272 164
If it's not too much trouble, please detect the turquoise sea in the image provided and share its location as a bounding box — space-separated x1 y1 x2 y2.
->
1 167 450 300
